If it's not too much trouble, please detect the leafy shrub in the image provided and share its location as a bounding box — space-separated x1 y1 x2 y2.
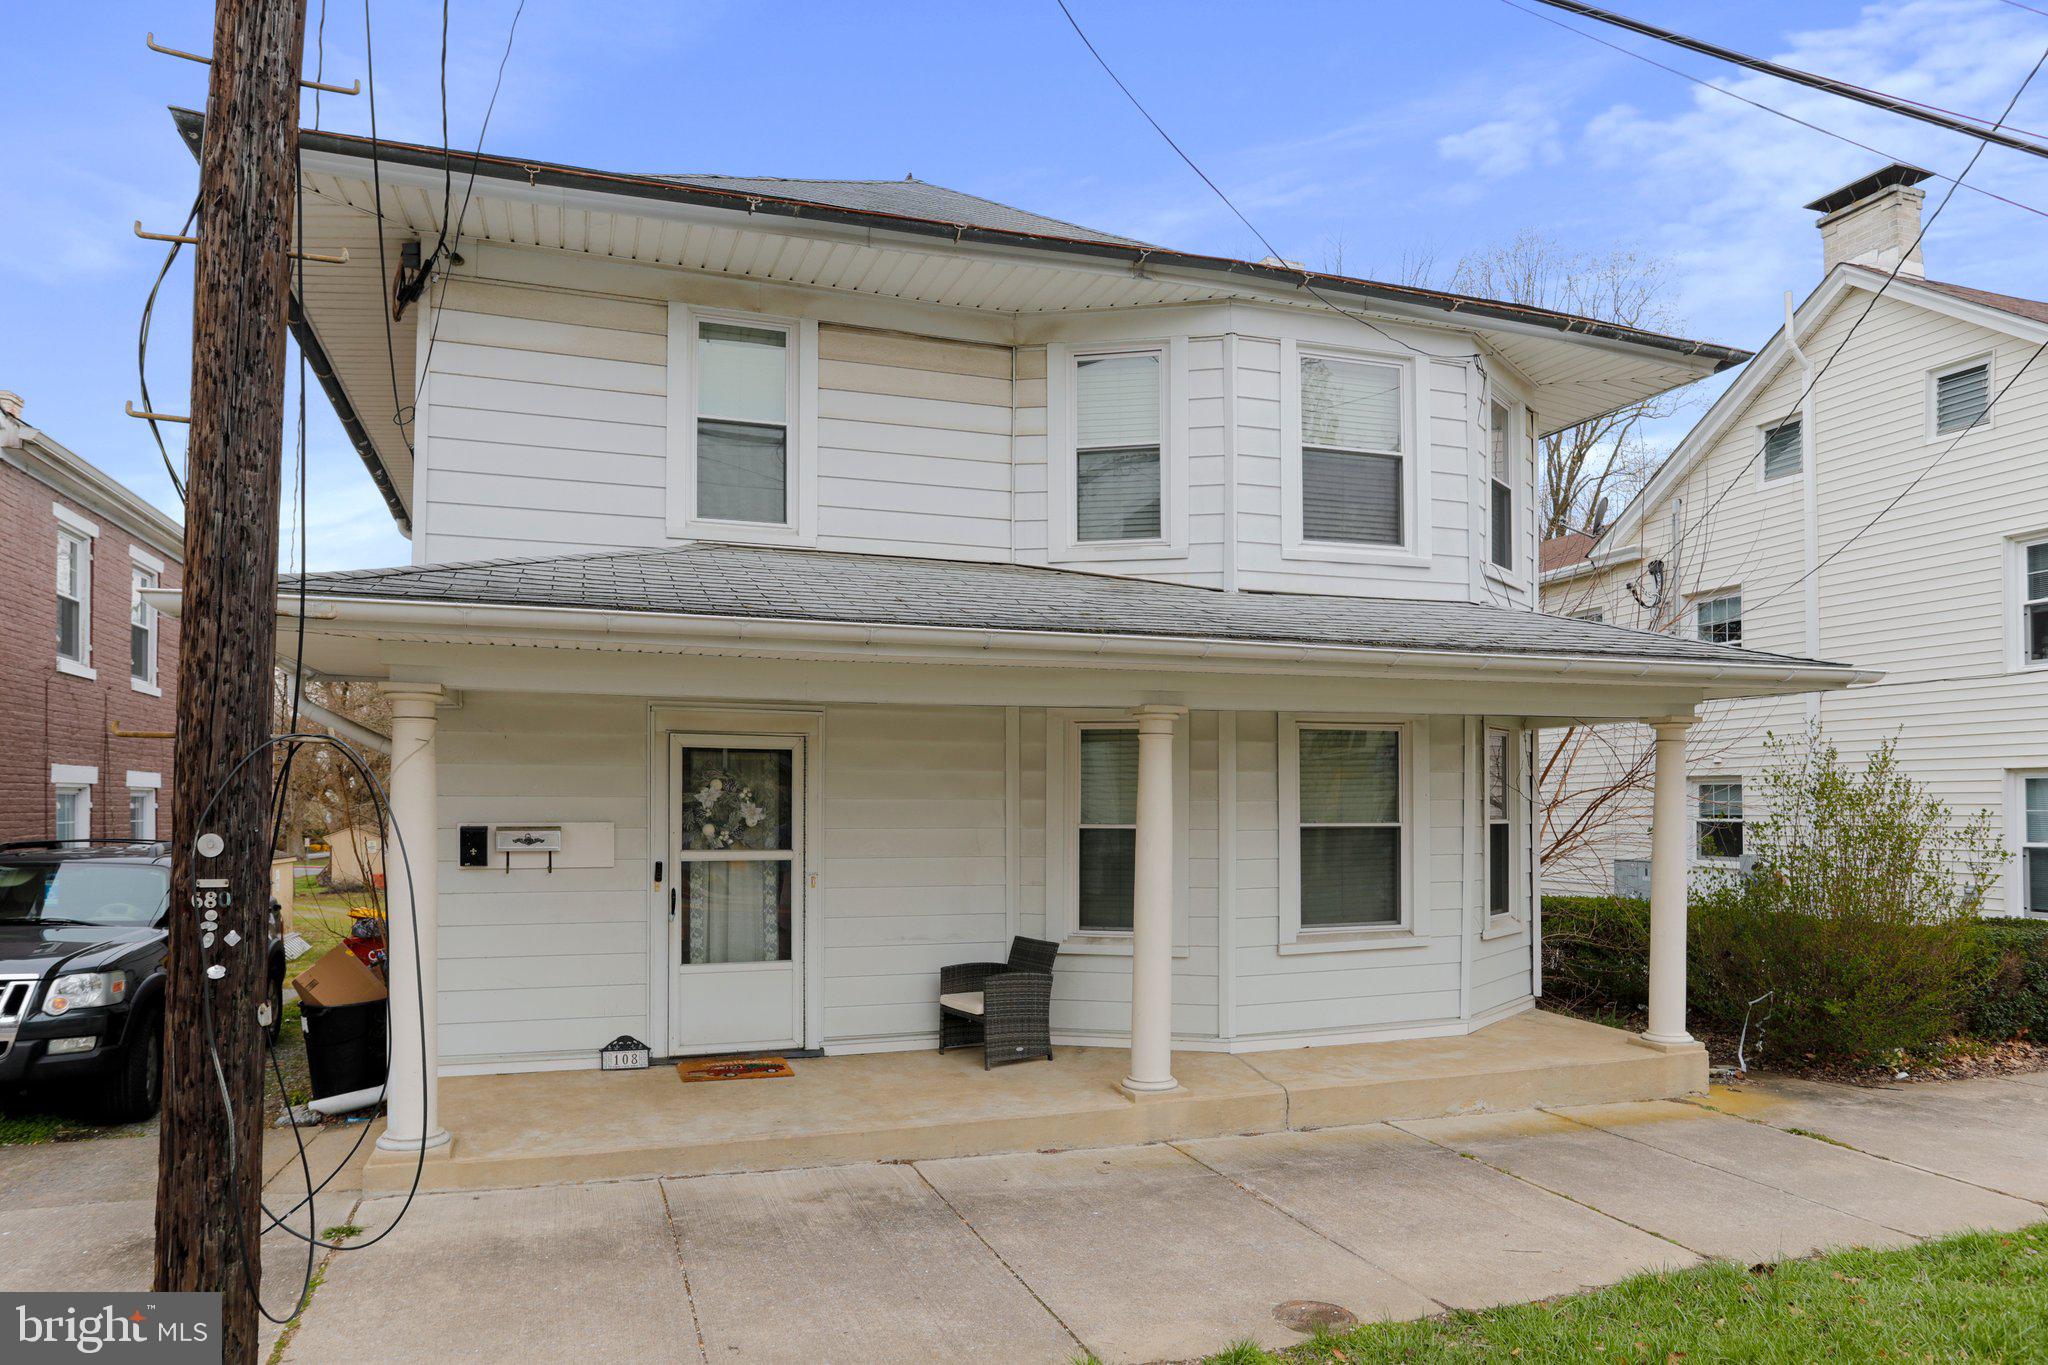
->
1539 895 1649 1014
1685 735 2000 1065
1966 918 2048 1042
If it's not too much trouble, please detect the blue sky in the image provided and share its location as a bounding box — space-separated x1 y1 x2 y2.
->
7 0 2047 570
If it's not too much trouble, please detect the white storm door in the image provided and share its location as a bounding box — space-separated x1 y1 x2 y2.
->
669 734 804 1053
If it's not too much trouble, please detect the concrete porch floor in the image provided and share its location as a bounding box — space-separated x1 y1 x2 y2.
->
362 1009 1705 1193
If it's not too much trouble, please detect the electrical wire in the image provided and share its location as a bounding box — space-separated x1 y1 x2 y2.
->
136 199 197 502
361 0 412 458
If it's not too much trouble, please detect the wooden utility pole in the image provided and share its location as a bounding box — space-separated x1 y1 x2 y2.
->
153 0 308 1359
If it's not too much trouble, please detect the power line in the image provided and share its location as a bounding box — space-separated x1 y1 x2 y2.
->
1495 0 2048 224
1532 0 2048 159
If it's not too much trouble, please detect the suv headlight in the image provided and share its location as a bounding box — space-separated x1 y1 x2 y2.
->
42 972 126 1015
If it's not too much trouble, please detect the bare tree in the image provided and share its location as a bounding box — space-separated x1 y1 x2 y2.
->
269 675 391 863
1415 230 1696 538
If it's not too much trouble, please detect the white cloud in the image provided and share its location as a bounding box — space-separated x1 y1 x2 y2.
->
1438 111 1564 178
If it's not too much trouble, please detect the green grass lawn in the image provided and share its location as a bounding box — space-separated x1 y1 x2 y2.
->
1200 1222 2048 1364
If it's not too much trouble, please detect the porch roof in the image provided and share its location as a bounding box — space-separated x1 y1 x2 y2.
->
279 543 1869 691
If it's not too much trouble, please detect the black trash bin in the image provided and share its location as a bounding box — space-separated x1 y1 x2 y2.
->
299 999 389 1101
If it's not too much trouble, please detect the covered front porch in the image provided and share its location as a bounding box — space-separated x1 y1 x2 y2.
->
360 1009 1696 1192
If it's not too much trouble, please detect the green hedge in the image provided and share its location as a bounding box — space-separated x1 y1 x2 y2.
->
1541 895 2048 1062
1966 918 2048 1043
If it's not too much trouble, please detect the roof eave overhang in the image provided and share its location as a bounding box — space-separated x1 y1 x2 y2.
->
141 589 1878 697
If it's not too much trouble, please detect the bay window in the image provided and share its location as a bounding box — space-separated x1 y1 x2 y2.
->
1299 352 1405 547
1075 727 1139 932
1488 400 1513 569
1486 728 1514 918
1282 721 1409 940
1073 350 1164 543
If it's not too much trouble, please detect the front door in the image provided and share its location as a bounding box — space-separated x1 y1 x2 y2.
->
668 733 804 1053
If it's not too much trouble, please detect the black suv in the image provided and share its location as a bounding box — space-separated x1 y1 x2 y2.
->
0 841 287 1122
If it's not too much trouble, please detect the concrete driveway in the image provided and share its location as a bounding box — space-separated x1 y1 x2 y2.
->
4 1072 2045 1364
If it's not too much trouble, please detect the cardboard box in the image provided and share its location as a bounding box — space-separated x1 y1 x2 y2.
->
292 944 387 1008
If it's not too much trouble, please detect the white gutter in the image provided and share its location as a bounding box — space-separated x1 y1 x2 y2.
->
1785 290 1824 726
238 591 1881 694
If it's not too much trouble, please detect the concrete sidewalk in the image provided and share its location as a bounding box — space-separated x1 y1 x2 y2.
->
4 1073 2044 1363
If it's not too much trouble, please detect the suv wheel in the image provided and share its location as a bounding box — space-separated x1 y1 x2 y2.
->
98 1007 163 1123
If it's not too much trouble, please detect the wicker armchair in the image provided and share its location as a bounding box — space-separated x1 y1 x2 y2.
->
938 936 1058 1069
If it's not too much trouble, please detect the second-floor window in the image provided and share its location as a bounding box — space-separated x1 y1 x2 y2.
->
695 319 791 525
1300 352 1404 546
1697 593 1742 646
2024 539 2048 666
57 529 90 668
1073 350 1163 542
130 567 158 687
1762 419 1802 481
1489 401 1514 570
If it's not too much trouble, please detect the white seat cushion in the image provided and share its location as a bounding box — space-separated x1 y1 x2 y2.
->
939 991 985 1017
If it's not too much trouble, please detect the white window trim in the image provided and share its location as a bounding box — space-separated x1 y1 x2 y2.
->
128 544 166 576
52 763 100 787
1042 710 1189 955
2008 531 2048 674
55 524 95 679
125 770 161 790
129 564 160 694
1480 723 1526 933
1927 353 1995 443
1045 338 1189 563
2011 769 2048 918
1691 776 1746 865
1277 714 1428 953
1278 337 1431 568
665 303 819 546
1757 416 1805 487
1481 397 1522 582
128 786 159 841
1692 589 1743 646
51 764 98 844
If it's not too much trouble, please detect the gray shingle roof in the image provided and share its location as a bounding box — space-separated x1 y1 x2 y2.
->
646 174 1151 247
296 543 1845 673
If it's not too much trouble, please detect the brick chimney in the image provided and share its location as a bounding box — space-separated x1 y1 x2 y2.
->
1806 162 1933 278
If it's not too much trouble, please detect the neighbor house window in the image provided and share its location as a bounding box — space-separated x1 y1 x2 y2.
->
129 788 157 841
1296 726 1404 930
1934 360 1990 435
54 787 87 843
1300 352 1404 546
130 567 158 687
1075 727 1138 932
1696 780 1744 860
1073 349 1163 542
2025 776 2048 917
1489 400 1514 569
1762 418 1802 481
1571 607 1605 623
694 319 791 524
1486 728 1514 917
57 529 90 667
2023 539 2048 666
1697 593 1742 646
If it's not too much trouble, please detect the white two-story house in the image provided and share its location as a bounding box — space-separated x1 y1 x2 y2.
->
1543 164 2047 910
161 108 1866 1159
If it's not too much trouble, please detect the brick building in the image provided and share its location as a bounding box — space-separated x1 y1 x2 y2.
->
0 391 182 842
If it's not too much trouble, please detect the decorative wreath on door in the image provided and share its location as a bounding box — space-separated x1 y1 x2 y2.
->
684 771 769 849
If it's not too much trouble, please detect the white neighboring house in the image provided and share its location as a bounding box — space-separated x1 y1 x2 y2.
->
152 109 1867 1157
1542 163 2047 915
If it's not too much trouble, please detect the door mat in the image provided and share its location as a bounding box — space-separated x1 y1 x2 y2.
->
677 1057 795 1083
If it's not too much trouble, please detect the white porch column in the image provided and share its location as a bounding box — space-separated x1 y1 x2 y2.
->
1644 715 1695 1050
377 683 451 1152
1124 704 1184 1095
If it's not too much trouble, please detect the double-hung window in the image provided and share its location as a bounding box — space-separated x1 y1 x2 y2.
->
129 788 157 841
1488 400 1514 569
2024 776 2048 917
1295 726 1404 931
130 567 158 687
1761 419 1802 481
1486 729 1514 918
1696 780 1744 860
1300 352 1405 547
1075 726 1139 932
1073 350 1164 543
1697 593 1742 646
694 320 792 525
1934 360 1990 436
2022 539 2048 667
57 529 90 668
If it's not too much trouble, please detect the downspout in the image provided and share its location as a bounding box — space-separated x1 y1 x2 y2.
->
1785 292 1822 726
